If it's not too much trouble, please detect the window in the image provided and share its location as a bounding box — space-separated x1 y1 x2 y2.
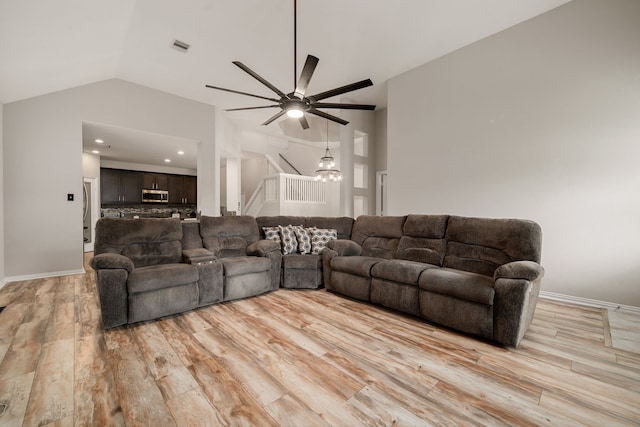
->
354 195 368 217
354 163 367 189
354 131 368 157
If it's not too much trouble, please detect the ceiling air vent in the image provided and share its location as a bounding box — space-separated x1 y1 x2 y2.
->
171 39 190 53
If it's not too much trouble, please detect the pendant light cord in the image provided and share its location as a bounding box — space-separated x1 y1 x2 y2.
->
294 0 297 90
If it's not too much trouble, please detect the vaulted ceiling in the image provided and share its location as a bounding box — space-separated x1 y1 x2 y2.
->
0 0 571 163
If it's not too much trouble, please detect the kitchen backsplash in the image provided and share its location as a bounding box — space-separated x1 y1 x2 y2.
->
101 206 198 219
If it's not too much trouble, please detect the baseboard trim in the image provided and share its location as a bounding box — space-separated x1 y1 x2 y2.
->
4 269 86 284
540 291 640 313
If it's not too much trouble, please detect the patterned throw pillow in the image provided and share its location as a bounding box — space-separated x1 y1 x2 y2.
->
293 226 313 255
262 226 282 248
310 228 338 255
278 225 299 255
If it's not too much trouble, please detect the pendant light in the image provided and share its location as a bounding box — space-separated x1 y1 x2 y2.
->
314 120 342 182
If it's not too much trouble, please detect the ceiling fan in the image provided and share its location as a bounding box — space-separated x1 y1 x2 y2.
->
205 0 376 129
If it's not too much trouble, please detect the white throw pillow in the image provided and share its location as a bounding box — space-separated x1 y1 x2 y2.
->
310 228 338 255
278 225 299 255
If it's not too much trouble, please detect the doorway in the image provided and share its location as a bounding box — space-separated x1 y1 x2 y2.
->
83 177 99 252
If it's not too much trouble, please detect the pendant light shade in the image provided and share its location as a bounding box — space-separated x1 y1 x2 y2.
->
314 120 342 182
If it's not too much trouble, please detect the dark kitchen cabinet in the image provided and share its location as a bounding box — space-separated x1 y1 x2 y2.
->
168 175 197 205
142 173 168 190
101 169 141 205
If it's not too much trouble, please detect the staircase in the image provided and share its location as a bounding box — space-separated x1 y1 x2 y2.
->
243 154 339 217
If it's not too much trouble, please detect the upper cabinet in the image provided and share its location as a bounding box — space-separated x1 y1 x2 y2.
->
168 175 197 205
142 172 168 190
101 168 196 206
101 169 141 205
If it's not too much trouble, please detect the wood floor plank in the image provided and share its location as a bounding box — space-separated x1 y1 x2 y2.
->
0 372 35 427
107 344 176 426
189 356 278 426
193 327 287 407
23 338 74 427
166 388 227 427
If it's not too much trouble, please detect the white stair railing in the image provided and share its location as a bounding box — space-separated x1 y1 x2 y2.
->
244 180 264 217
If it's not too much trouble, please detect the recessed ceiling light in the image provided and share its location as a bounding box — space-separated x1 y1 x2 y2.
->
165 159 171 163
178 150 184 155
91 150 100 154
95 139 104 144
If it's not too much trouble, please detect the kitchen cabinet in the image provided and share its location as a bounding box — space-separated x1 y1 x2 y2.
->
168 175 197 205
142 172 168 190
101 169 141 205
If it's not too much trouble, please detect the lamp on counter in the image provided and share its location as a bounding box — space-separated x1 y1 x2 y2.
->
314 119 342 183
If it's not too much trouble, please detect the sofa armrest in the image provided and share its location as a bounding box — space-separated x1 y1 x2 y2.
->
494 261 544 282
90 253 134 273
247 239 281 257
493 273 543 348
183 248 216 265
327 239 362 256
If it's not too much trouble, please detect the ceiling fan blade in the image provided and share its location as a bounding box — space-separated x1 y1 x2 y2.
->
262 110 287 126
205 85 280 103
225 105 280 112
299 114 310 130
313 102 376 111
308 79 373 102
294 55 319 98
233 61 288 99
308 108 349 126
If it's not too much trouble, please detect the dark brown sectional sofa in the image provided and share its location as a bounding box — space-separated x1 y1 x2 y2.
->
90 213 543 347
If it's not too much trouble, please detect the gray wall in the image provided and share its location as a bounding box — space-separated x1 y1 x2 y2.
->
0 101 4 286
388 0 640 306
3 79 217 278
375 108 387 173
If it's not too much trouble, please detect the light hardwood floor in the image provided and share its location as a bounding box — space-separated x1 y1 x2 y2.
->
0 255 639 426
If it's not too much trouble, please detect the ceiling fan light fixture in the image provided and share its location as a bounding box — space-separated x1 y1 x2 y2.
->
286 108 304 118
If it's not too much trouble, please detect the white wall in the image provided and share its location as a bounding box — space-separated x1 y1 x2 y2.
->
4 79 217 279
388 0 640 307
0 101 5 287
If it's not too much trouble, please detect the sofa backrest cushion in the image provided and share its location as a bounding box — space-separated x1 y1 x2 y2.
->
256 216 305 238
444 216 542 277
305 216 354 240
351 216 406 259
200 216 260 258
94 218 183 268
396 214 449 266
181 221 204 250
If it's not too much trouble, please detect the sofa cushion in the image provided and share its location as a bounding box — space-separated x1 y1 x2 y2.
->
371 259 436 285
293 226 313 254
181 221 204 250
351 216 405 259
330 256 382 278
395 214 448 266
395 237 446 266
262 226 282 246
200 216 260 257
283 254 322 269
278 225 299 255
419 268 495 305
128 264 199 294
305 216 354 240
218 257 270 277
203 236 248 258
443 216 542 277
94 218 183 267
310 228 337 255
257 216 306 235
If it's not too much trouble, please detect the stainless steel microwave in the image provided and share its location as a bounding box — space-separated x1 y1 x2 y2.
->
141 189 169 203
